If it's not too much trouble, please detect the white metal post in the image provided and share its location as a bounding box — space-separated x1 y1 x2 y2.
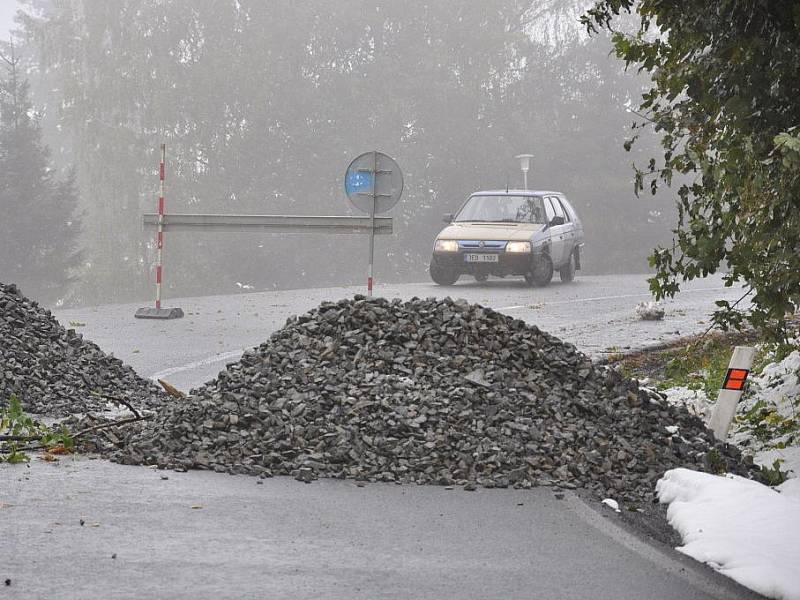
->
367 150 377 297
708 346 756 440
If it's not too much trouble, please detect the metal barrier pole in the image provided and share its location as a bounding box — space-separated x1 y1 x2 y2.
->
135 144 184 320
155 143 166 309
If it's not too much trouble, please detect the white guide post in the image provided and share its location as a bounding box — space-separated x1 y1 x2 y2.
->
708 346 756 440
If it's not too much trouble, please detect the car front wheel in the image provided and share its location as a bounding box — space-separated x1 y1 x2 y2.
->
429 259 460 286
525 254 553 287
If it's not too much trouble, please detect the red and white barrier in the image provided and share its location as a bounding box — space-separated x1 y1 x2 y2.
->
155 143 166 309
135 144 184 319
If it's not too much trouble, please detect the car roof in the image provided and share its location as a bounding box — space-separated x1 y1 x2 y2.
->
471 189 562 196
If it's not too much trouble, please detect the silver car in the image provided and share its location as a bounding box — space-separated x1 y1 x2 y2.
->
429 189 584 286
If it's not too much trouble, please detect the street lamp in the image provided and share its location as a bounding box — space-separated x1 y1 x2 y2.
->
515 154 534 190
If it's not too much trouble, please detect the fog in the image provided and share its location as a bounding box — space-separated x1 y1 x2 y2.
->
0 1 675 307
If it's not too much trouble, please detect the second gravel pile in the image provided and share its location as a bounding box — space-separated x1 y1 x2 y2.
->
115 296 755 501
0 281 167 416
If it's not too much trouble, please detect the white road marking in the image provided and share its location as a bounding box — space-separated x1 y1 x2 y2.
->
497 286 730 311
150 349 244 382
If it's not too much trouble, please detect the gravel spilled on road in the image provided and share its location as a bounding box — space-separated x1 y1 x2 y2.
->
105 295 759 502
0 282 166 416
1 282 760 502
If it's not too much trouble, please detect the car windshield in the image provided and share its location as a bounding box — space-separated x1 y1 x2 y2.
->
454 195 546 224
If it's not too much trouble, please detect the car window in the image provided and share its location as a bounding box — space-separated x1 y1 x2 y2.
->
455 195 546 223
555 197 571 222
543 197 556 222
548 196 566 221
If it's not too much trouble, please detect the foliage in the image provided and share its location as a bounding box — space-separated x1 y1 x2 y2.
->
582 0 800 341
656 337 769 402
705 447 726 475
0 395 74 463
0 42 82 302
737 398 799 447
760 458 790 487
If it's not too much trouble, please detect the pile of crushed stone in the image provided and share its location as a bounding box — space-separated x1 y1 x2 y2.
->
0 282 167 416
111 296 759 502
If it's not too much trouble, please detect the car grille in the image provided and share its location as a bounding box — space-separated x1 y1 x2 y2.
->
458 240 507 250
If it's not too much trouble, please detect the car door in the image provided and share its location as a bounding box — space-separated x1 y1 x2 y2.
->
553 196 577 264
544 196 566 267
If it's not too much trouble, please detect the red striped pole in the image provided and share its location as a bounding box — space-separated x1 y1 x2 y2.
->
155 143 166 309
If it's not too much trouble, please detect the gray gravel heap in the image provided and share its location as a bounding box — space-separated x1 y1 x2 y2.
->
115 296 756 502
0 282 166 416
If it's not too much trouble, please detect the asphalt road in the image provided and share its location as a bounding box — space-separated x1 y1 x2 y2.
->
0 274 763 599
2 457 762 600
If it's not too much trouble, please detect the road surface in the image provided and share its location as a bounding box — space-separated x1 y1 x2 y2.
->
1 274 763 599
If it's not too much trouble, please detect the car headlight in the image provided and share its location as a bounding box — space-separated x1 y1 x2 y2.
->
505 241 532 253
434 239 459 252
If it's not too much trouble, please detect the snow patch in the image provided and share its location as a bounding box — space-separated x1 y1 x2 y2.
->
657 468 800 600
601 498 620 512
635 301 665 321
755 446 800 481
662 385 712 419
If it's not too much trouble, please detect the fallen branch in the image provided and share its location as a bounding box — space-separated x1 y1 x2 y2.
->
71 414 151 441
91 393 143 419
0 433 38 442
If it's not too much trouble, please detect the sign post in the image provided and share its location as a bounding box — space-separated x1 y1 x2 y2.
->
345 151 403 296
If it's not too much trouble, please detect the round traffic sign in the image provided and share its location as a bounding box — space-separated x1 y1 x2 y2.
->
344 151 404 214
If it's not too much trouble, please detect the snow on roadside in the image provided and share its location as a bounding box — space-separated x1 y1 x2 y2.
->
659 385 711 420
732 350 800 457
653 348 800 597
657 468 800 600
755 446 800 485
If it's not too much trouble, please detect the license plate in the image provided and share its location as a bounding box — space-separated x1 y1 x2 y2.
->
464 253 498 263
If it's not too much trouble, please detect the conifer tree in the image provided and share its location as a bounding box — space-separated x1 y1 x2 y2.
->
0 42 81 303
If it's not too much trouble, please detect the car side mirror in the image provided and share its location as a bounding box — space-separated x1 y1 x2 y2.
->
443 213 454 223
550 215 565 226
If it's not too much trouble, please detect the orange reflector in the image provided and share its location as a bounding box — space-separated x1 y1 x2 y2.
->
722 368 749 391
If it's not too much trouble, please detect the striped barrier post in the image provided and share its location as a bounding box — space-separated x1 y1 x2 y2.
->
135 144 184 319
156 143 166 309
708 346 756 440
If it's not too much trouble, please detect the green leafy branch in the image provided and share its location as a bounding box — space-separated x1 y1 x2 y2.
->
1 393 151 463
0 396 74 463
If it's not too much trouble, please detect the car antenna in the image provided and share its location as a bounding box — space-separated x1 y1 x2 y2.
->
505 176 509 194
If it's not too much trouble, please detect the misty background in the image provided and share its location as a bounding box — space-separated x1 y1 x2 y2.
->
0 1 676 307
